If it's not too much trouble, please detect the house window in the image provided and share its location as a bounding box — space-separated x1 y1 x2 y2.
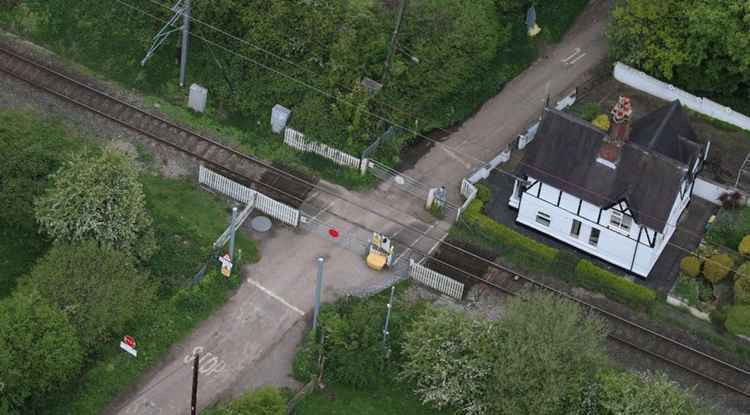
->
609 211 632 232
535 212 551 226
570 220 582 237
589 228 600 247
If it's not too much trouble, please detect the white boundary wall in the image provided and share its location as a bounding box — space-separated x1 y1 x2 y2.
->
284 128 361 169
409 258 464 300
199 165 300 226
692 177 749 206
456 179 478 220
614 62 750 132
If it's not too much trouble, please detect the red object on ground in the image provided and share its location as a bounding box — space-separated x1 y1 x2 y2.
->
328 229 339 238
123 335 136 348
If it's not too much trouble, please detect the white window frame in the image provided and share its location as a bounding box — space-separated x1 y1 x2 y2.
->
535 211 551 227
609 210 632 233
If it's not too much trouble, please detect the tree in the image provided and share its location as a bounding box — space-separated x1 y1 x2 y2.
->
0 290 82 413
584 370 706 415
609 0 750 99
485 292 609 415
20 240 156 350
34 147 156 260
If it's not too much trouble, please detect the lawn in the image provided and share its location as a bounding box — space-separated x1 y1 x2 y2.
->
294 383 448 415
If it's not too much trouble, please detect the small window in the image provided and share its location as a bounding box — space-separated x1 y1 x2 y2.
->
535 212 551 226
609 211 632 232
589 228 600 246
570 220 582 237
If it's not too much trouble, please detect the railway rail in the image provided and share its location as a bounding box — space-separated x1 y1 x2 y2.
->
0 44 315 207
2 42 749 405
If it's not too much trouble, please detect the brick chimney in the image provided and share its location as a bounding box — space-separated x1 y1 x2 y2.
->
597 96 633 165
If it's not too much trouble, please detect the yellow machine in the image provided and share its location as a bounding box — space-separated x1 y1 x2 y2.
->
366 232 395 271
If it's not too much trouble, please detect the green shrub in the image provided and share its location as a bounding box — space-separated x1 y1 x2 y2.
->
574 260 657 310
725 305 750 336
710 308 728 330
172 270 239 315
553 250 580 282
739 235 750 256
705 207 750 250
703 254 734 284
679 256 702 277
734 273 750 304
576 103 601 121
292 330 320 382
462 200 558 272
202 386 285 415
475 183 491 203
673 276 700 306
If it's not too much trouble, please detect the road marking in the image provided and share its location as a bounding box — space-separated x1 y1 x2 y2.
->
182 346 228 377
393 222 437 265
311 200 336 220
247 278 305 316
568 52 587 65
561 47 582 63
440 145 473 169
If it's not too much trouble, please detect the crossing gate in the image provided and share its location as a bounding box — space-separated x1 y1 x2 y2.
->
409 258 464 300
284 127 362 169
199 165 301 227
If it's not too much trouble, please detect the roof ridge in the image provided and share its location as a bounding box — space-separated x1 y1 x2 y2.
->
647 100 681 149
545 107 607 137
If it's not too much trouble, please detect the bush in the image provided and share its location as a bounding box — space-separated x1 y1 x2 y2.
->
475 183 491 203
725 305 750 336
202 386 285 415
734 273 750 305
703 254 734 284
574 260 657 310
576 102 601 121
462 200 558 272
553 250 580 282
679 256 702 277
592 114 610 130
710 308 728 330
292 330 320 382
705 207 750 250
739 235 750 256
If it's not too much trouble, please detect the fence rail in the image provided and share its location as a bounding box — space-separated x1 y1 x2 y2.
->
456 179 478 220
409 258 464 299
284 127 362 169
199 165 301 227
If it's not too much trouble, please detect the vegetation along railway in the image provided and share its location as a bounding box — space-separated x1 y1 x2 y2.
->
1 42 749 406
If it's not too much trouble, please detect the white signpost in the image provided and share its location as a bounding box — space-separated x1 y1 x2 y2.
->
120 335 137 357
218 254 233 277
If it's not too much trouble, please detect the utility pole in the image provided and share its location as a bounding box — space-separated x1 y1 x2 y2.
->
141 0 191 87
312 257 325 335
179 0 191 87
228 206 237 263
381 0 407 87
190 353 199 415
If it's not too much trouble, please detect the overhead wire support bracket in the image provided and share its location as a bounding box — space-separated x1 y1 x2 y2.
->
140 0 186 67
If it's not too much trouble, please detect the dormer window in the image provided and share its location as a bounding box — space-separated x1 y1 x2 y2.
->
610 211 632 232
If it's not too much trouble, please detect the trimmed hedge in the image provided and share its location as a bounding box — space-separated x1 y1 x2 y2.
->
703 254 734 283
725 305 750 337
740 235 750 256
462 200 557 272
574 260 657 310
679 256 701 278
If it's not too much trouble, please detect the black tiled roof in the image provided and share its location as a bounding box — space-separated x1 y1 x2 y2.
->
520 100 703 232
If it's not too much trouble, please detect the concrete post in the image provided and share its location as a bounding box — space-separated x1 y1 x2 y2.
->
229 207 237 262
312 257 324 334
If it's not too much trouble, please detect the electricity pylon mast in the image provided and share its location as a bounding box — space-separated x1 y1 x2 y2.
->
141 0 191 86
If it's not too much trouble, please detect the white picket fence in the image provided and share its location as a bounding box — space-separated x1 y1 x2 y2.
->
409 258 464 300
199 165 300 227
284 127 362 169
456 179 478 220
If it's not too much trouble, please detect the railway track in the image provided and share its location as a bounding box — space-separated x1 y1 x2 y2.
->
2 42 749 405
0 44 315 207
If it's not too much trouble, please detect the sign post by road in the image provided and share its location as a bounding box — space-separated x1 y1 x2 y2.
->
120 335 137 357
218 254 233 277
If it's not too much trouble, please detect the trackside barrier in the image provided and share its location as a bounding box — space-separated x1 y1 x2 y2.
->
284 127 362 169
456 179 478 220
199 165 300 227
409 258 464 300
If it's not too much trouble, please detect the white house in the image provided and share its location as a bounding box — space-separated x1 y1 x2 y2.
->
509 98 707 277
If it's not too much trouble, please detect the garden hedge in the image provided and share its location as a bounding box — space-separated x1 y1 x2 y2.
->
740 235 750 256
725 305 750 337
574 260 657 310
703 254 734 283
679 256 701 278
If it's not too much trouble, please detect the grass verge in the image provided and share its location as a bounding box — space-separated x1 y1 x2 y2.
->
293 383 447 415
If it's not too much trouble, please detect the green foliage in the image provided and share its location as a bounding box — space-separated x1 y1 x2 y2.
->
739 235 750 256
673 276 700 307
401 293 608 415
400 306 497 414
734 267 750 304
475 183 491 203
0 290 82 413
609 0 750 110
575 102 601 121
292 330 320 382
34 148 156 261
592 114 610 130
680 256 702 278
461 199 558 272
20 240 156 351
428 200 445 219
202 386 286 415
584 370 706 415
574 260 657 310
702 254 734 284
705 207 750 250
552 250 580 281
725 305 750 336
294 383 447 415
